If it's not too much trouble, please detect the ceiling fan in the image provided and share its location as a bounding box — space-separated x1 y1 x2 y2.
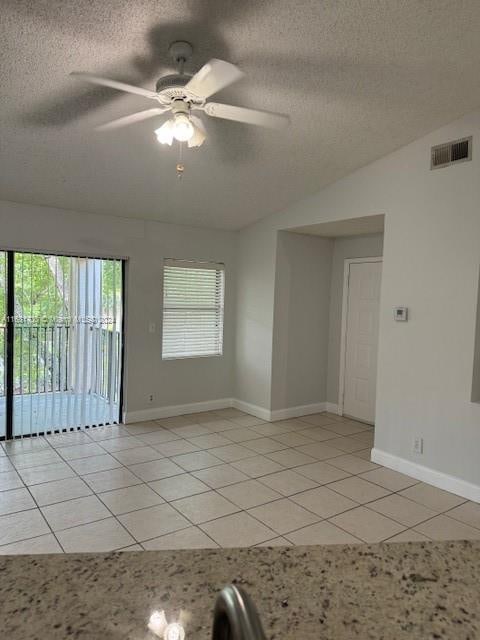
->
71 41 290 148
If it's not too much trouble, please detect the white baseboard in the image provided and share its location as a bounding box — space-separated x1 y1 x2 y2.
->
326 402 340 415
126 398 330 424
371 448 480 503
231 399 271 422
125 398 233 424
270 402 327 422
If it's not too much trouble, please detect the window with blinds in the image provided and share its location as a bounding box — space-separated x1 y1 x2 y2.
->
162 259 225 359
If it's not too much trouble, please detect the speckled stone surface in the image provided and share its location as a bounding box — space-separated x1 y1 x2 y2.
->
0 541 479 639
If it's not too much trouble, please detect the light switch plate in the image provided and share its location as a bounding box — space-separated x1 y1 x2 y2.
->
413 436 423 454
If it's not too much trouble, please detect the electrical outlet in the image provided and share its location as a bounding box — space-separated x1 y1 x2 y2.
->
413 437 423 454
148 394 154 403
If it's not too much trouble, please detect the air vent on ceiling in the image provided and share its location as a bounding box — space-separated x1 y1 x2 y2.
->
431 136 472 170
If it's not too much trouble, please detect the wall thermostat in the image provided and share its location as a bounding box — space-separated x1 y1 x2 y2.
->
394 307 408 321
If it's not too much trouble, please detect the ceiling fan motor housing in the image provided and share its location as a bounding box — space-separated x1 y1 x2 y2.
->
154 74 205 106
155 74 189 95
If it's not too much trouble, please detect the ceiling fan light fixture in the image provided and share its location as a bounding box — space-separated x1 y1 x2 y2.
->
155 120 174 145
172 113 194 142
156 113 202 147
188 116 206 148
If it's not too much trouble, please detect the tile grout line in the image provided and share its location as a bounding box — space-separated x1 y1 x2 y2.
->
40 444 143 551
45 435 244 549
0 436 68 554
18 477 68 553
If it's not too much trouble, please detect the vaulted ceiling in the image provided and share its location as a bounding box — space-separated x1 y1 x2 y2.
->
2 1 480 229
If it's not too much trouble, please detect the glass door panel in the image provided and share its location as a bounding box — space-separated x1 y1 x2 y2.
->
12 252 123 437
0 252 6 439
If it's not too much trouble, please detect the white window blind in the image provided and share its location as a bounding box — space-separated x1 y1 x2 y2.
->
162 259 225 359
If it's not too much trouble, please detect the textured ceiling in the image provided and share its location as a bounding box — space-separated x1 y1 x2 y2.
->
2 1 480 230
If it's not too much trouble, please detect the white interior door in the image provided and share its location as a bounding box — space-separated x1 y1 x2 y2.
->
342 259 382 424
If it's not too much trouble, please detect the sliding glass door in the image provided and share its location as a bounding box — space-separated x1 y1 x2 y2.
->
0 252 7 439
0 250 124 439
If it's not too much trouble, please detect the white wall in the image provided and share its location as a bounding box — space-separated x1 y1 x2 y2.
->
234 225 277 411
327 233 384 405
235 109 480 498
0 200 237 420
271 231 333 412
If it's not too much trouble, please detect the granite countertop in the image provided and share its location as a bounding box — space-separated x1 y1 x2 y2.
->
0 540 479 639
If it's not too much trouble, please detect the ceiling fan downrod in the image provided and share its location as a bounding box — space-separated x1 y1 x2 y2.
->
168 41 193 76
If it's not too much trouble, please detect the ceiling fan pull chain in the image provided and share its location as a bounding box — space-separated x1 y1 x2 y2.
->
176 142 185 179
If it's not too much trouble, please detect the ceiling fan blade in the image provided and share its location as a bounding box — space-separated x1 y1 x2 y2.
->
70 72 158 100
204 102 289 129
185 59 244 99
95 107 169 131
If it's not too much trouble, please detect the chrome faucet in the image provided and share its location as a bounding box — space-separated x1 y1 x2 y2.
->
212 585 267 640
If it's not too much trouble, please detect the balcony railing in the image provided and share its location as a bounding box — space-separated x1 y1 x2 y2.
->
0 325 120 403
15 325 70 395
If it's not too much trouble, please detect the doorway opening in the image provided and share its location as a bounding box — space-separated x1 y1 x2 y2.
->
275 214 385 436
0 250 125 440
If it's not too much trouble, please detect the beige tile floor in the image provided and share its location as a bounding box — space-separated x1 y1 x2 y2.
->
1 409 479 554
